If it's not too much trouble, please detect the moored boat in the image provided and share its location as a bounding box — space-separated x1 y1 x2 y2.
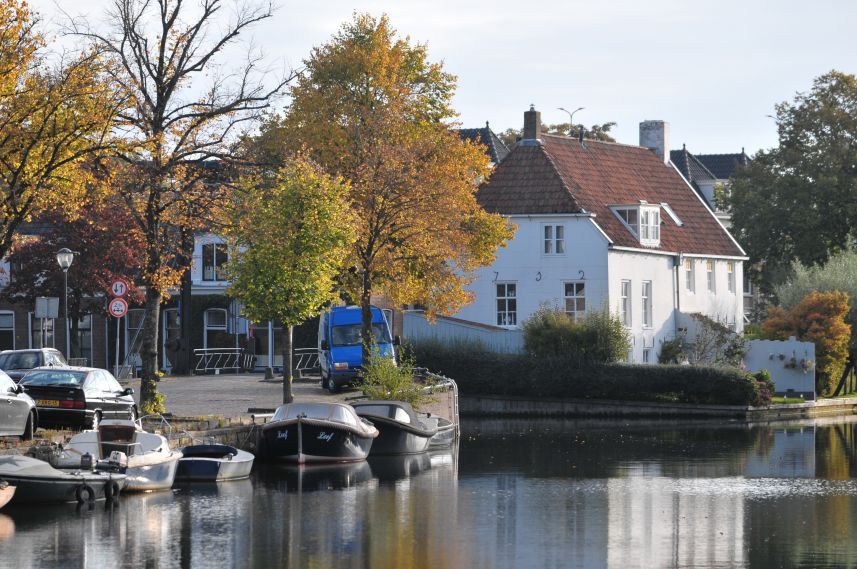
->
351 401 438 455
423 415 456 449
54 419 182 492
0 481 13 509
174 444 254 483
261 403 378 464
0 455 126 504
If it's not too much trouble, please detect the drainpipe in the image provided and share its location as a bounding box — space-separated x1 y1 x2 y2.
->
674 253 683 338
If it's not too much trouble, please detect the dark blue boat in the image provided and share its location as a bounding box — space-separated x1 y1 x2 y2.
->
174 444 254 483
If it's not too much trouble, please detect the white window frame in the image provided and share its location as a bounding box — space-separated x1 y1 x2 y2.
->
642 281 652 329
202 242 229 282
542 224 565 255
564 281 586 322
727 262 735 294
620 280 631 327
706 260 716 293
0 311 13 350
204 308 228 349
496 283 517 327
612 205 660 247
642 348 651 364
684 259 695 293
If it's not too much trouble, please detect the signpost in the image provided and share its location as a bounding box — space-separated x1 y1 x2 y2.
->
35 297 59 348
109 281 130 378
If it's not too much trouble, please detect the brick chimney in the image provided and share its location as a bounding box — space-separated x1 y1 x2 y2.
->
639 120 670 164
522 105 542 143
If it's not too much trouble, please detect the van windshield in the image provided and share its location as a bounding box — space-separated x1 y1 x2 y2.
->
331 324 388 347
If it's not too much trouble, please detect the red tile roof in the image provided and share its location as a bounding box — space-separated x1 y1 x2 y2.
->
477 135 745 257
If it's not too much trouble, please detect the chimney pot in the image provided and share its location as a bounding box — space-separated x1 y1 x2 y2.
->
523 105 542 143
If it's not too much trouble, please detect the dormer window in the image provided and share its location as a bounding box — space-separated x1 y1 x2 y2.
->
612 204 661 247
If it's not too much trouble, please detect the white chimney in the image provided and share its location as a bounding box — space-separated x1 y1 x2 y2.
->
639 120 670 164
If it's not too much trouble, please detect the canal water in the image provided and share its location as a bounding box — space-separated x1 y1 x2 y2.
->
2 416 857 568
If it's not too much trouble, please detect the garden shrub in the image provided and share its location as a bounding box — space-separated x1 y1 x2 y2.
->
360 345 433 407
522 305 629 364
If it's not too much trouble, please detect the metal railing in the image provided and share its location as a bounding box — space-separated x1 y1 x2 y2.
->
293 348 320 372
193 348 255 374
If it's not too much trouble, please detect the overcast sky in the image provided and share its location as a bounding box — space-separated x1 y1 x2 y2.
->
34 0 857 155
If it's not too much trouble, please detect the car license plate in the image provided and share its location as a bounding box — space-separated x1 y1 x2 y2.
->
37 399 59 408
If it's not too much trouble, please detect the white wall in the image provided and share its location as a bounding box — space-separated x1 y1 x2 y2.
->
745 338 816 400
191 233 228 290
679 257 744 333
454 215 609 328
606 250 676 363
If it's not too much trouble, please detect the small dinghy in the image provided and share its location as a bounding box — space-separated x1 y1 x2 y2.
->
0 481 14 509
174 444 254 483
261 403 378 464
351 401 438 455
0 455 126 504
54 419 182 492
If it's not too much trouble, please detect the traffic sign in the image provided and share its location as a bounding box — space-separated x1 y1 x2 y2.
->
110 279 130 298
108 297 128 318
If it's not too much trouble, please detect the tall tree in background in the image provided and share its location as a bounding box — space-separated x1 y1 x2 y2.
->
498 121 617 149
2 205 145 358
0 0 120 259
225 157 355 403
726 71 857 290
77 0 290 413
261 14 513 358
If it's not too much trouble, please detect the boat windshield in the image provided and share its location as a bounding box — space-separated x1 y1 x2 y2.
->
354 404 412 424
331 324 388 347
21 370 87 387
272 403 359 427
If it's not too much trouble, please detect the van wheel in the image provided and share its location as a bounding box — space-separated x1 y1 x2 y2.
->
327 378 339 394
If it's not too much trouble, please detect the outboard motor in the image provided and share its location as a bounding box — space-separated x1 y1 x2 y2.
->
97 451 128 474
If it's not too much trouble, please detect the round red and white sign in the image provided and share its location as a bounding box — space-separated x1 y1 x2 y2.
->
109 297 128 318
110 279 130 298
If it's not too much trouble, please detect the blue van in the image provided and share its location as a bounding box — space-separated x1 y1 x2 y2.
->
318 306 397 393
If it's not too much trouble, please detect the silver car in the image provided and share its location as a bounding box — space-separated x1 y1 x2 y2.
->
0 370 36 439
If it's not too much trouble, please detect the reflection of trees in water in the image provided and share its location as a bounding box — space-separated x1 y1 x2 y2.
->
460 418 758 478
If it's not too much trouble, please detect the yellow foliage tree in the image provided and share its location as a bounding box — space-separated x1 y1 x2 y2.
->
262 13 514 354
0 0 120 259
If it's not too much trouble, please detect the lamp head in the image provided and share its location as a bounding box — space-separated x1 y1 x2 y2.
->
56 248 75 270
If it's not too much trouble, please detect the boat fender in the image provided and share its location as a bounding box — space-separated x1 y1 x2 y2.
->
75 484 95 504
104 480 121 501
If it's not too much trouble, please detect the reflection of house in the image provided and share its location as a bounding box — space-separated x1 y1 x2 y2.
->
453 107 747 362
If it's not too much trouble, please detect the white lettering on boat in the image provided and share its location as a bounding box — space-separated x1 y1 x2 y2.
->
317 432 334 442
277 431 288 440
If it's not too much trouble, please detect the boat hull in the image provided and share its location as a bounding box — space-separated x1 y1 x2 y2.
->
1 473 125 504
428 418 456 449
124 453 182 492
262 420 374 464
0 486 14 509
175 451 254 482
368 422 433 455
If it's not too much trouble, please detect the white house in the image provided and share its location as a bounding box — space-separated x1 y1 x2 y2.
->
453 107 747 363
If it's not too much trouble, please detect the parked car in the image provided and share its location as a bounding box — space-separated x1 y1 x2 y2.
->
318 305 398 393
0 348 68 381
19 367 136 430
0 370 35 440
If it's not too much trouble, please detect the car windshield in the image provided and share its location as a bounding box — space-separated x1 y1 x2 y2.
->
331 324 388 347
21 370 87 387
0 352 41 370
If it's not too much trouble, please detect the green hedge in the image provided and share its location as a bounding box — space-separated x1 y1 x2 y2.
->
412 340 766 406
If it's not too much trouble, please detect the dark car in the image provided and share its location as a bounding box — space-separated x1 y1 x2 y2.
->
0 348 68 381
0 369 36 439
19 367 136 430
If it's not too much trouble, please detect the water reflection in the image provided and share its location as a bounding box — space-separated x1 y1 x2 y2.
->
10 419 857 567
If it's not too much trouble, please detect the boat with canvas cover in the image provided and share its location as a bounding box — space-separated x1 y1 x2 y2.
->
351 401 438 455
174 444 254 482
261 403 378 464
0 455 126 504
53 419 182 492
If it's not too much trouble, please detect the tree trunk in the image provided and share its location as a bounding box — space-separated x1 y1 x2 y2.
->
832 354 855 397
174 227 194 375
360 270 373 365
281 324 294 404
139 287 162 413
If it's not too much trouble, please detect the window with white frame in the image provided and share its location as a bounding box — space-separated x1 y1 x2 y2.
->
613 205 661 246
564 282 585 321
75 314 92 365
202 242 228 282
743 274 753 295
0 312 13 350
684 258 695 292
706 260 715 293
642 348 651 363
620 280 631 327
642 281 652 328
204 308 229 348
31 313 54 349
543 224 565 255
727 262 735 294
496 283 517 326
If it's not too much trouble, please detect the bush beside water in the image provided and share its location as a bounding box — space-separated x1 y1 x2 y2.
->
413 340 772 406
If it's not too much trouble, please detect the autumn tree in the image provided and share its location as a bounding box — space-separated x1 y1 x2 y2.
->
0 1 120 260
76 0 290 413
225 157 354 403
726 71 857 290
2 205 145 359
498 121 617 149
762 290 851 397
257 14 513 358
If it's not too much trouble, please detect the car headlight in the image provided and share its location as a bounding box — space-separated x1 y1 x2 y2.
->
333 362 349 370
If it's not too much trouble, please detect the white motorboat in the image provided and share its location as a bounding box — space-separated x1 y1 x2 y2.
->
54 419 182 492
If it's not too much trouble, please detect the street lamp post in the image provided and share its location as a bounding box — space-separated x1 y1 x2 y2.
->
56 248 75 359
558 106 585 136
